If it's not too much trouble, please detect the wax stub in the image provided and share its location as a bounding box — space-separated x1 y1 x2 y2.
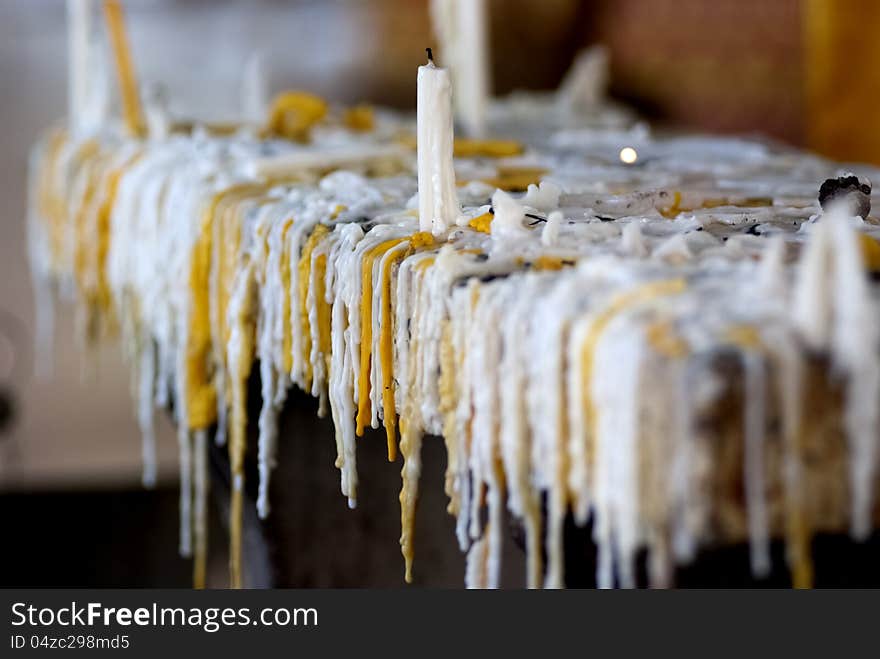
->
819 173 872 219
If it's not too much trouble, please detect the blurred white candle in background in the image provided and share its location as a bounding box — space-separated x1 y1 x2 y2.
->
417 49 461 235
67 0 94 136
455 0 489 137
431 0 490 137
241 50 269 126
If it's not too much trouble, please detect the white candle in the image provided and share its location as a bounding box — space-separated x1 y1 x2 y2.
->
67 0 93 136
431 0 490 137
417 49 461 235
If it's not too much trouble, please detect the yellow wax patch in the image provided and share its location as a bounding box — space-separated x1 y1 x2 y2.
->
859 233 880 271
480 166 548 192
697 197 774 211
741 197 774 207
645 319 689 359
103 0 145 138
356 238 408 437
468 212 494 233
659 191 682 219
172 120 242 136
454 138 525 158
408 231 435 249
266 91 328 142
719 197 773 208
343 104 375 132
298 224 330 389
531 255 575 271
724 324 763 351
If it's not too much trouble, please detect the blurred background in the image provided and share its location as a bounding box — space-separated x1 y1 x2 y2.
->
0 0 876 587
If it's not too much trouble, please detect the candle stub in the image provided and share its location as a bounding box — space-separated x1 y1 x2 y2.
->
819 174 871 220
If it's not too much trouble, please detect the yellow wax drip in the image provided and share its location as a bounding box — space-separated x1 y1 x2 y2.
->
356 237 407 437
313 254 332 377
531 255 575 271
297 224 330 389
188 188 259 431
279 218 296 376
398 256 436 582
379 244 414 462
103 0 146 138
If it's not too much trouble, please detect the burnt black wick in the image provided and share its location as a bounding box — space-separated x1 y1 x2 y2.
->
818 174 872 220
488 205 546 225
426 47 434 63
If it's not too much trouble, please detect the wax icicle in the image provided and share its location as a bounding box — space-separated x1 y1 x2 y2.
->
742 350 770 578
177 425 193 558
137 336 157 488
193 429 209 589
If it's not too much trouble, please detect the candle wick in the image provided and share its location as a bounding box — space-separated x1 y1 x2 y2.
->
426 47 434 64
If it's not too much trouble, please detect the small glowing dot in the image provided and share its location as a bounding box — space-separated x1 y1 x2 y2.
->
619 146 638 164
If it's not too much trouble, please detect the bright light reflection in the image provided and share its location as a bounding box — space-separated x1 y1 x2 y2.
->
619 146 638 164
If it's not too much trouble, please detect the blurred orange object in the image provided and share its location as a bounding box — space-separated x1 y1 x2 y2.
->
804 0 880 163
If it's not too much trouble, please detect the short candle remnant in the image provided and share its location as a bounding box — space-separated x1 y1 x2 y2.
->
819 174 871 220
417 48 461 235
